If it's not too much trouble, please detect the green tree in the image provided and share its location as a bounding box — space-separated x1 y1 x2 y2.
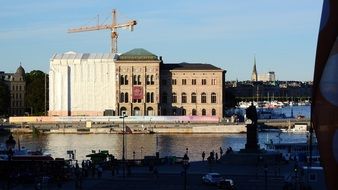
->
0 80 10 116
25 70 48 116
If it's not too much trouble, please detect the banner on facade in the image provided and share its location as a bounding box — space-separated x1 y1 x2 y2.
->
132 86 143 99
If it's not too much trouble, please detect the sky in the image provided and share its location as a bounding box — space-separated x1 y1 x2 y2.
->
0 0 322 81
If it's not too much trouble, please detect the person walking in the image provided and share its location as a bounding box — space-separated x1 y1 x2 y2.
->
202 151 206 161
220 147 223 156
215 152 218 161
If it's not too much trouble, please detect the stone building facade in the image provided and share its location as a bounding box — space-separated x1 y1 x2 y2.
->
160 63 225 117
0 66 26 116
115 49 161 116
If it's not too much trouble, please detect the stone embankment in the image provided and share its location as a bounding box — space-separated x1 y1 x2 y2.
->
6 123 246 134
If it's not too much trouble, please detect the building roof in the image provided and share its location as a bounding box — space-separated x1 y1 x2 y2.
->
51 52 116 60
16 66 25 76
117 48 158 61
161 63 223 71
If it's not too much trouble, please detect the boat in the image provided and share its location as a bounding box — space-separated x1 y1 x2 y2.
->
257 108 286 119
265 140 319 162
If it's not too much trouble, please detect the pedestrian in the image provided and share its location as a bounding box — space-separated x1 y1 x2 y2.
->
215 152 218 161
202 151 205 161
220 147 223 156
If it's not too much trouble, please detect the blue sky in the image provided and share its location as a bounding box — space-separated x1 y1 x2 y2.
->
0 0 322 81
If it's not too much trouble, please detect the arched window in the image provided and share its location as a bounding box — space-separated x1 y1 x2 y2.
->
147 107 154 116
133 75 137 85
151 75 154 85
212 109 216 116
120 107 127 116
211 93 216 103
162 92 167 104
151 92 154 103
181 92 187 103
146 92 151 103
120 92 125 103
201 93 207 103
125 92 129 103
182 109 186 116
191 93 196 103
192 109 197 116
120 75 124 85
133 107 140 116
202 109 206 116
138 75 141 85
146 75 150 85
172 93 177 103
124 75 128 85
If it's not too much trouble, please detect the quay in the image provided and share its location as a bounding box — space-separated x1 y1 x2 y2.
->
2 116 310 134
4 156 299 190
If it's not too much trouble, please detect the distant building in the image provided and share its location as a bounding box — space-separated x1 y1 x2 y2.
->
251 58 276 82
251 57 258 81
49 48 226 118
0 65 26 116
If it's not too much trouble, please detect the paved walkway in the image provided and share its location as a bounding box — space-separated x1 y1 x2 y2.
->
10 158 297 190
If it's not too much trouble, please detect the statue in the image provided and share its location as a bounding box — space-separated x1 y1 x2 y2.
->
245 103 259 151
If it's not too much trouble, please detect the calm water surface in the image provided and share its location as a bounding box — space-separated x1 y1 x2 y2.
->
0 132 308 161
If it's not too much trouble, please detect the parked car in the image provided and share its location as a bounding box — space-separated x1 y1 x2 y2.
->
218 178 235 189
202 173 223 185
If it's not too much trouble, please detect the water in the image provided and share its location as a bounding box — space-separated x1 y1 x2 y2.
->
0 132 308 162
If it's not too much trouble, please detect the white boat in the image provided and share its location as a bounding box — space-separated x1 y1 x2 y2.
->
257 108 286 119
265 140 319 162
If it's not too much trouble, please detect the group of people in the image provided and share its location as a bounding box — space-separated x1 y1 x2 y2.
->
201 146 233 162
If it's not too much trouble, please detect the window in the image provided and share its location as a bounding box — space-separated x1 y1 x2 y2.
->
182 109 186 116
181 93 187 103
133 75 137 85
172 93 177 103
201 93 207 103
162 92 167 104
202 79 207 85
182 79 187 85
192 79 196 85
120 76 124 85
146 75 150 85
151 75 154 85
211 93 216 103
191 93 196 103
125 92 129 103
211 78 217 85
192 109 197 116
138 75 142 85
151 92 154 103
202 109 206 116
172 79 177 85
124 75 128 85
212 109 216 116
146 92 151 103
120 93 125 103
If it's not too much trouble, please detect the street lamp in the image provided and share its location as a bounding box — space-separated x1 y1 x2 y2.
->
182 153 189 190
120 114 128 178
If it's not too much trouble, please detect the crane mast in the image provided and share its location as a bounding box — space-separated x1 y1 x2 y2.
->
68 9 137 54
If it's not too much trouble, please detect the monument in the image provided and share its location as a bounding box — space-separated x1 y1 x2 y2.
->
244 103 260 152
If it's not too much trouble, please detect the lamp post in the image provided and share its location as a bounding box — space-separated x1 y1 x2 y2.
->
182 153 189 190
120 114 128 178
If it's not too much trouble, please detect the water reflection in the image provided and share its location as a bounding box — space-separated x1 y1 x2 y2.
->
0 132 307 161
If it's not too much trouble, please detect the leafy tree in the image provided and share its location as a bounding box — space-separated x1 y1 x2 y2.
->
25 70 48 116
0 80 10 116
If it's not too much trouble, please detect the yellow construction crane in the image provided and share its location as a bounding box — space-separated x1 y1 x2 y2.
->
68 9 137 54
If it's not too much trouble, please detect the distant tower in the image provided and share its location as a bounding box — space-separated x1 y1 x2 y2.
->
251 56 258 81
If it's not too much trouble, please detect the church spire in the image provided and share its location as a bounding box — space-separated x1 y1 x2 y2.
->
251 56 258 81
